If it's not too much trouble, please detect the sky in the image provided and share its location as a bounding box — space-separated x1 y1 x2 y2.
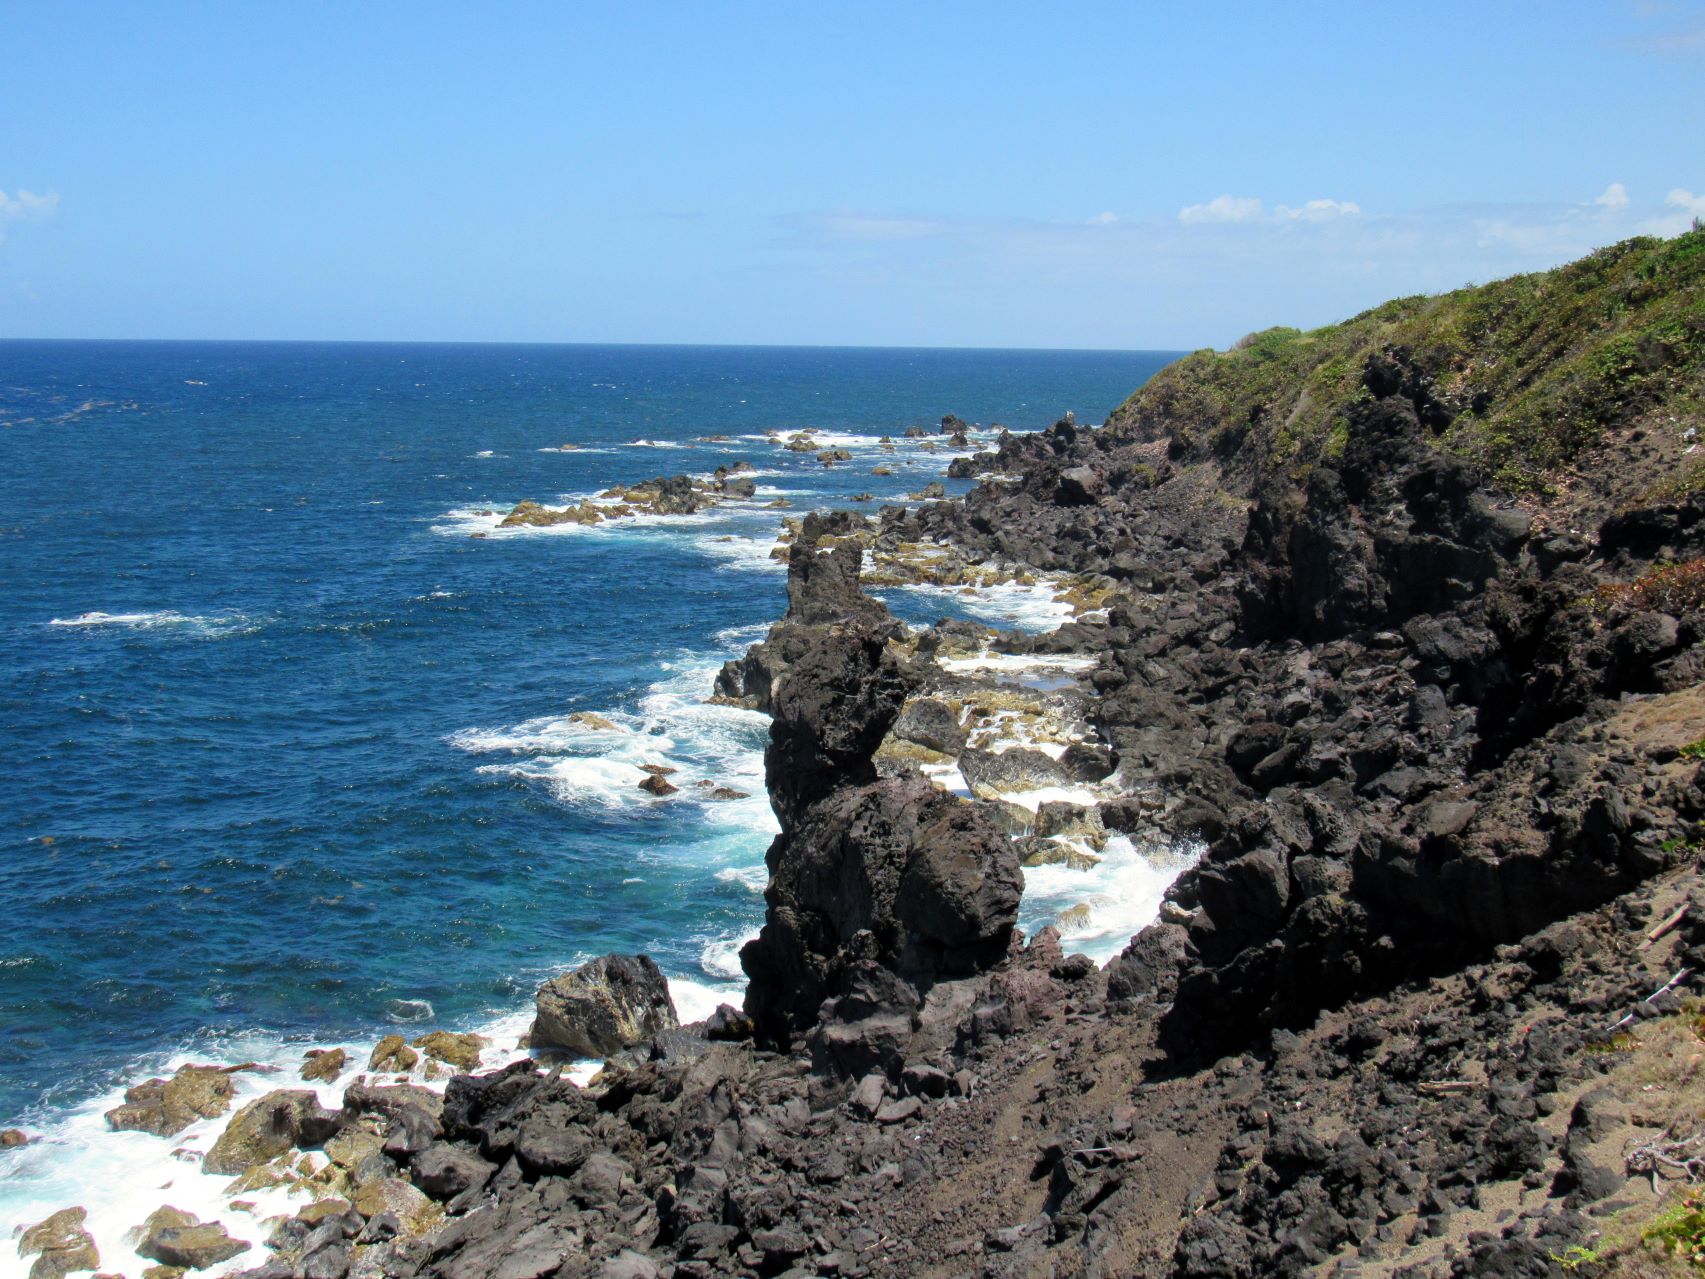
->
1 1 1703 350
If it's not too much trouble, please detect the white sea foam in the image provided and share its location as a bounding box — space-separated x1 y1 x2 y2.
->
450 656 774 828
0 976 704 1279
696 534 788 575
45 611 257 638
1019 833 1204 964
714 865 768 892
712 622 771 648
988 784 1103 814
938 651 1097 677
698 928 760 980
900 579 1077 633
667 976 743 1025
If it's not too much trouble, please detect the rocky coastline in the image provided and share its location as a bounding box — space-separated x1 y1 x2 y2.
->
15 231 1705 1278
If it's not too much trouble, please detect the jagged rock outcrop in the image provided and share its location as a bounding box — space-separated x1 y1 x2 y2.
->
741 771 1022 1049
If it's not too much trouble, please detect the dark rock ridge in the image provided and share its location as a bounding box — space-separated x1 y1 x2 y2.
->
182 234 1705 1279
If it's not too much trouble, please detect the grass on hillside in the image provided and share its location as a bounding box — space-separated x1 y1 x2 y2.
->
1110 227 1705 497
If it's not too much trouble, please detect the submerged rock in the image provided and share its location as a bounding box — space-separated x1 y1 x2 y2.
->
531 954 678 1057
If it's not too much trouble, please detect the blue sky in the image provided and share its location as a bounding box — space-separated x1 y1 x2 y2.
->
2 1 1702 348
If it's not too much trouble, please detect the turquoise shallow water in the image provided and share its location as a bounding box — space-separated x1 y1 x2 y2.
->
0 340 1176 1138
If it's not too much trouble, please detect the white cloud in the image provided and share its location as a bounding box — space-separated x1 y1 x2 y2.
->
1639 187 1705 236
1275 198 1361 222
1594 182 1630 208
1178 195 1265 224
1179 195 1359 225
0 188 59 243
1086 211 1119 226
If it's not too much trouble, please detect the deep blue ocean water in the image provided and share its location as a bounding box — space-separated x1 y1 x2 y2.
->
0 341 1175 1208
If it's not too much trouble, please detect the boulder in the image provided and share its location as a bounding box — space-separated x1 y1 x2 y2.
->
367 1036 418 1074
957 747 1070 799
137 1207 248 1271
1056 465 1106 506
18 1207 100 1279
203 1090 342 1176
300 1049 346 1084
410 1143 496 1202
531 954 678 1057
104 1065 237 1137
638 773 678 796
412 1031 485 1073
351 1178 436 1234
892 698 966 755
2 1127 33 1147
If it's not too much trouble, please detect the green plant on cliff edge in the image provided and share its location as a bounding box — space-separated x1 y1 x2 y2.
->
1643 1190 1705 1268
1108 227 1705 498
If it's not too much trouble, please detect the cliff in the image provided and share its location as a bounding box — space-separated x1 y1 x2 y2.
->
149 229 1705 1279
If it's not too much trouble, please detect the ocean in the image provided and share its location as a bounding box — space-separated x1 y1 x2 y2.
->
0 340 1178 1256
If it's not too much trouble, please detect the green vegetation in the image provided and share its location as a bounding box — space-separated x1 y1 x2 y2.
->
1642 1191 1705 1268
1109 229 1705 496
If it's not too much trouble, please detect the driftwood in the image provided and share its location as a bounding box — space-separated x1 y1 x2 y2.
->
1626 1129 1705 1192
1641 903 1690 950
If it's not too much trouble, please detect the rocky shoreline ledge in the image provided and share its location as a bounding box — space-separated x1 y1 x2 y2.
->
14 231 1705 1278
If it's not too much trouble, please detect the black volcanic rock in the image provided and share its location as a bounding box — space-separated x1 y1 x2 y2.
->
742 772 1021 1047
763 623 914 826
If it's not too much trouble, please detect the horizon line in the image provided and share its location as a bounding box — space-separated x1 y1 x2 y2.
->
0 335 1197 356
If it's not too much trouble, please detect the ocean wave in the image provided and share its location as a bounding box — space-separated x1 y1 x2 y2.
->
898 579 1078 633
0 978 701 1279
1018 833 1204 965
45 611 258 639
698 927 760 980
938 651 1097 676
714 866 768 894
450 657 772 827
696 534 787 575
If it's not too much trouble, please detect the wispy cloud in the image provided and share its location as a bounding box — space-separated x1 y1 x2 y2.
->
1178 195 1265 225
1642 187 1705 235
1594 182 1630 208
1622 0 1705 54
1178 194 1360 225
0 188 59 244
